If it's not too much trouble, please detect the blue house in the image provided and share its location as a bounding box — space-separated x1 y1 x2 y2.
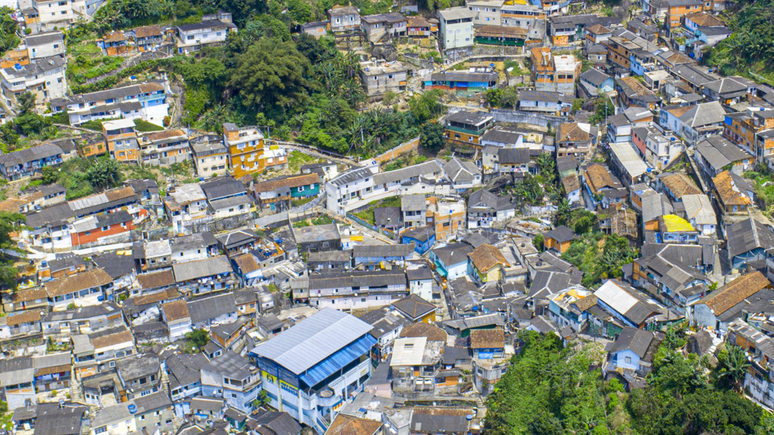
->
353 244 415 269
430 242 474 280
470 328 505 359
401 225 435 255
607 327 658 373
728 217 774 271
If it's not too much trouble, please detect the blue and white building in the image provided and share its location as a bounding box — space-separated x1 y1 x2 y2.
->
250 308 377 434
200 350 260 415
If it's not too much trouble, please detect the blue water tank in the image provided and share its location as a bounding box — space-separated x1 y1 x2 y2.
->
128 404 137 414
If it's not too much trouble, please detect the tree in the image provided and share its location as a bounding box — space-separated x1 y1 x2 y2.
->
0 212 25 291
716 345 751 392
532 233 545 251
590 96 615 124
409 90 443 123
86 157 121 190
229 38 312 115
16 91 36 116
420 121 445 153
185 329 209 349
499 87 519 109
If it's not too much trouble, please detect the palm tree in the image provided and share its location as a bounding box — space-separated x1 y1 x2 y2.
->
554 198 570 226
717 345 751 392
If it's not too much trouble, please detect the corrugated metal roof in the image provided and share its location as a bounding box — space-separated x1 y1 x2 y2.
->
251 308 374 374
299 334 376 386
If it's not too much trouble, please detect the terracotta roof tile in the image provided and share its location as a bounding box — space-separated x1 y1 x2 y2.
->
6 310 42 326
44 268 112 298
162 300 190 322
470 328 505 349
468 244 510 273
702 271 770 315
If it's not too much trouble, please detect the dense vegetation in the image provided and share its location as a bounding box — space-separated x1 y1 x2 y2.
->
705 0 774 79
0 212 25 290
561 232 638 287
486 330 771 435
0 7 19 59
68 0 452 158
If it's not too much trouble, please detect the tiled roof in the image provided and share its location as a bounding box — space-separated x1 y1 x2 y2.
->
470 328 505 349
468 244 509 272
44 268 112 297
701 271 770 315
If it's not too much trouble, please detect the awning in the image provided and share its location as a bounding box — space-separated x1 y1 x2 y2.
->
300 334 377 387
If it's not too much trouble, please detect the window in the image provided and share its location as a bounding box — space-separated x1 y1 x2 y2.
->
625 356 632 364
297 185 304 192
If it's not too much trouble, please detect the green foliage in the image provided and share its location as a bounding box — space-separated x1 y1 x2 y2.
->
562 232 638 287
66 303 77 310
0 8 19 59
487 331 766 435
185 329 209 349
715 345 751 392
312 215 333 225
532 233 544 251
484 87 519 108
86 157 123 190
590 96 615 124
420 121 445 153
0 212 25 291
229 38 312 115
705 0 774 78
133 119 164 132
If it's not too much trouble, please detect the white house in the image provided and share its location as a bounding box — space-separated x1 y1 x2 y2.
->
176 15 237 54
438 7 475 53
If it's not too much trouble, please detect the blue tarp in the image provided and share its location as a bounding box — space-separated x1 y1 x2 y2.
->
299 334 377 387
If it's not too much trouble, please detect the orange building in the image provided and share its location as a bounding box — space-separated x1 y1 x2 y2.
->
103 119 139 162
70 210 136 247
543 225 576 253
665 0 705 29
724 108 774 161
223 123 265 179
530 47 580 94
426 196 466 241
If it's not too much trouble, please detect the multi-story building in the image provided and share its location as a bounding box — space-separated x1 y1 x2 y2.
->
0 143 63 180
466 0 503 25
32 0 75 33
103 119 139 163
391 336 458 398
201 350 260 414
438 7 476 53
0 56 66 107
223 123 265 179
501 3 545 28
307 269 408 310
645 124 682 170
530 47 580 94
176 13 237 54
723 108 774 161
26 31 65 60
50 82 168 126
556 122 595 159
328 6 361 32
250 308 376 434
359 61 408 98
443 111 494 147
665 0 706 30
325 167 377 215
360 12 407 42
191 136 228 178
427 196 466 241
138 129 190 167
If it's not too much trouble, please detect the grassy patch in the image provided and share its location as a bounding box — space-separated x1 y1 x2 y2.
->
291 196 314 207
312 215 334 225
383 151 427 172
134 119 164 132
80 117 120 132
352 196 401 225
288 150 323 173
293 220 311 228
67 43 124 85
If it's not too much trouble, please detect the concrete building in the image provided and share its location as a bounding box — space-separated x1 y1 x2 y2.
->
0 56 66 107
438 7 476 54
250 308 377 434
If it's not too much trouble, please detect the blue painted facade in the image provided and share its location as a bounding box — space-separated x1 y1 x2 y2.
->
402 233 435 255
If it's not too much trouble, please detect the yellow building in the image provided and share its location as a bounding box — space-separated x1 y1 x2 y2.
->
223 122 265 179
468 244 510 284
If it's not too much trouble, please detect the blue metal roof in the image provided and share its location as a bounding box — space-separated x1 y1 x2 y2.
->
299 334 376 387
